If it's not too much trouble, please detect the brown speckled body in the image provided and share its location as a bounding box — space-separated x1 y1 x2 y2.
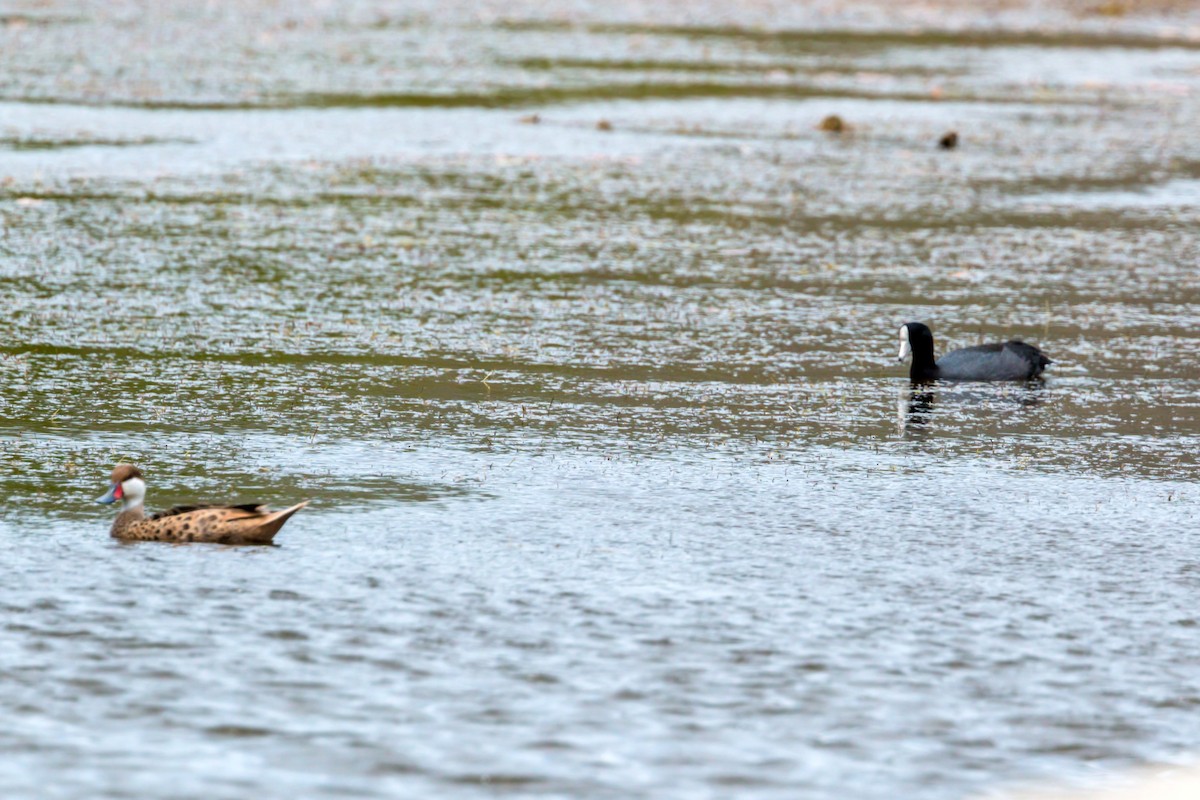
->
110 501 307 545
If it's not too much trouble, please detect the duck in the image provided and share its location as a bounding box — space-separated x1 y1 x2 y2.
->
96 464 307 544
897 322 1051 382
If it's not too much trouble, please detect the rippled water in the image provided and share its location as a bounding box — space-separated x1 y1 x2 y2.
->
2 2 1200 798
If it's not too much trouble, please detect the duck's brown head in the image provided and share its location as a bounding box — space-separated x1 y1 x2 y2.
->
97 464 146 507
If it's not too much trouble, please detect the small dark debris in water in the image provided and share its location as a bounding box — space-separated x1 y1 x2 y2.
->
518 113 540 125
939 131 959 149
818 115 847 133
596 119 613 132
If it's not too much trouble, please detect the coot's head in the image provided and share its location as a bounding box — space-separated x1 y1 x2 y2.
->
897 322 934 363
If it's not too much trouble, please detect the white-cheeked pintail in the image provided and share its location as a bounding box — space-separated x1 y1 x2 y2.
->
96 464 307 545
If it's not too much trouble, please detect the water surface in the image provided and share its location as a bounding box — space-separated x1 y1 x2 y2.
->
2 2 1200 798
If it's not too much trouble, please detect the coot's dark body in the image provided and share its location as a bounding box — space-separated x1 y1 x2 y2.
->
899 322 1050 382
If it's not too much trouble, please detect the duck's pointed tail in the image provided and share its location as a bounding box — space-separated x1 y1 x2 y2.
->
248 500 309 543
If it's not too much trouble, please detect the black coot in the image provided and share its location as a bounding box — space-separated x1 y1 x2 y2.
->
897 322 1051 382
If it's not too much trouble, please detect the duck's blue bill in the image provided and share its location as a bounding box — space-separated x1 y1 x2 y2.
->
96 484 118 504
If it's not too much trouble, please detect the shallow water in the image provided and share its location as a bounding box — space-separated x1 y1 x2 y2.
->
2 2 1200 798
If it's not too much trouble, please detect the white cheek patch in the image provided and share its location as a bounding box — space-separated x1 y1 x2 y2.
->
122 477 147 508
897 325 912 361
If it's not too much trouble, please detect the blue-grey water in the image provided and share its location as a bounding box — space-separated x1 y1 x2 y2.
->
2 2 1200 798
